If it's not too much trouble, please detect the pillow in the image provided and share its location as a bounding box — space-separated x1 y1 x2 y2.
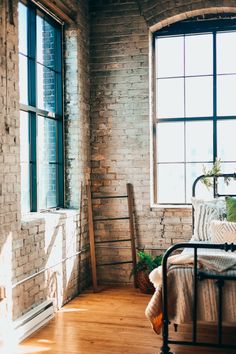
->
226 197 236 222
210 219 236 243
192 198 226 241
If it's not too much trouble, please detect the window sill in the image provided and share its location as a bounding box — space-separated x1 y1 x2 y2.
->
150 204 192 211
21 208 80 227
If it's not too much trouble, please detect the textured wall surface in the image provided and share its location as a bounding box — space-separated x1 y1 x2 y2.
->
0 0 91 338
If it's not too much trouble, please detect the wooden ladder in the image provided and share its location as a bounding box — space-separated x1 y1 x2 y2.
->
87 183 137 292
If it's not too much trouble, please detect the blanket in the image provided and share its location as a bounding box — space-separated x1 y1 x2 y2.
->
145 248 236 334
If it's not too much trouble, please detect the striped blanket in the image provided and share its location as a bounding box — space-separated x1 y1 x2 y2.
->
145 248 236 334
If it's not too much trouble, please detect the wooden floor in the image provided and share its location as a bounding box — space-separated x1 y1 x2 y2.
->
10 287 236 354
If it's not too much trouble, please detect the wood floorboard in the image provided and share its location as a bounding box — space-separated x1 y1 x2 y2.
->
9 287 236 354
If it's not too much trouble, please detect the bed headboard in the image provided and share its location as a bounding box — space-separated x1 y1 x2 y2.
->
192 172 236 232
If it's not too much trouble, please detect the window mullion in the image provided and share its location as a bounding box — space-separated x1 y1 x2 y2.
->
213 31 217 162
55 27 64 207
183 34 187 204
213 31 218 197
28 4 37 211
30 114 37 212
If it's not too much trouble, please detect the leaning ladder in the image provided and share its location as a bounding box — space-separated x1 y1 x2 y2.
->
87 183 137 292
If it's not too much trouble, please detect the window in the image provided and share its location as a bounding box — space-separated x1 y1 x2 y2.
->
153 18 236 205
19 1 63 212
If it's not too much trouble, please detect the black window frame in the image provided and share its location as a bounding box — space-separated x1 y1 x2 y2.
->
19 0 64 212
153 17 236 205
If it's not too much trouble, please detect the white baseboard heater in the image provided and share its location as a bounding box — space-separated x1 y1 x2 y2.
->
14 299 55 342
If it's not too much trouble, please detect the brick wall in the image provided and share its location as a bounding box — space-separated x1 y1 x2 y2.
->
138 0 236 30
0 0 21 336
0 0 91 341
90 0 235 284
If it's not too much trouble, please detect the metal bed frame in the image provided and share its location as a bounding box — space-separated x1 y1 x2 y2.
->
160 173 236 354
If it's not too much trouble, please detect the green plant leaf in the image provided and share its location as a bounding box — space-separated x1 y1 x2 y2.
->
201 158 231 190
130 251 163 278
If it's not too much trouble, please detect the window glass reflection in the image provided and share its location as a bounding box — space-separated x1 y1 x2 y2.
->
37 15 56 70
37 64 56 112
186 163 213 203
157 122 184 163
217 120 236 161
18 2 28 55
217 75 236 116
157 163 185 204
217 32 236 74
185 76 213 117
218 163 236 195
19 55 28 105
156 36 184 78
157 78 184 118
185 34 213 76
38 117 57 209
186 121 213 162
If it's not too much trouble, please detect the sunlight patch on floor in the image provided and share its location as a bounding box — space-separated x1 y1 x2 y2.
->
37 339 53 344
60 307 88 312
1 341 50 354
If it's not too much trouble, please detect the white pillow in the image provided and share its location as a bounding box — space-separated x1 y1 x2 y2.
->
210 220 236 244
192 198 226 241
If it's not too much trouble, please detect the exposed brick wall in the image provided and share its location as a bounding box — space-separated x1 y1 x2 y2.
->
0 0 91 338
138 0 236 30
90 0 220 285
0 0 21 333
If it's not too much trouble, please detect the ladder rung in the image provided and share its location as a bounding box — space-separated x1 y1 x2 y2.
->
87 183 137 291
94 217 130 222
92 195 128 199
97 260 133 267
95 238 132 244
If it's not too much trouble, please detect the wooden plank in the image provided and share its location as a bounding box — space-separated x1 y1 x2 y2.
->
127 183 138 288
18 287 235 354
87 184 98 292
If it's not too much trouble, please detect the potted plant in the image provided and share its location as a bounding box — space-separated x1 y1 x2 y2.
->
131 251 163 294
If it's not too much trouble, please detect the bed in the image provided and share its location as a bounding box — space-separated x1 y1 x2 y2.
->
145 173 236 354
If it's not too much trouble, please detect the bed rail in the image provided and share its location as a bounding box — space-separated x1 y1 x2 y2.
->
161 242 236 354
161 173 236 354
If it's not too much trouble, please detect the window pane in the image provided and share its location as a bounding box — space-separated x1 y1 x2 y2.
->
185 76 213 117
157 164 185 203
20 111 30 213
20 112 30 163
37 64 56 112
157 78 184 118
38 163 57 209
37 15 56 70
38 117 57 163
156 36 184 78
186 121 213 162
217 32 236 74
18 2 28 55
217 162 236 196
19 54 28 105
217 120 236 161
38 117 57 210
186 163 213 203
185 34 213 76
21 163 31 213
217 75 236 116
157 122 184 162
